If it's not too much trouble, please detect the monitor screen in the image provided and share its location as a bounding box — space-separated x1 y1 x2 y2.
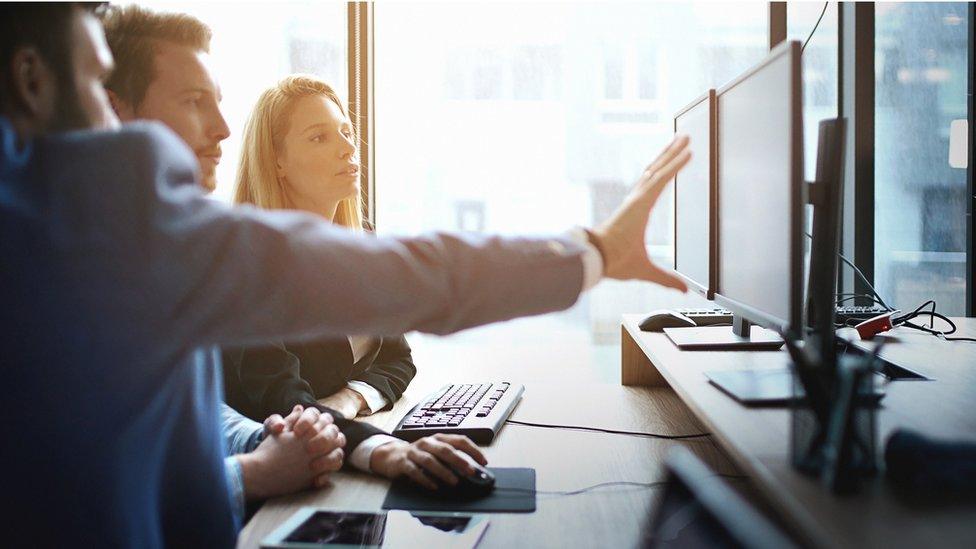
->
673 93 713 297
715 43 802 331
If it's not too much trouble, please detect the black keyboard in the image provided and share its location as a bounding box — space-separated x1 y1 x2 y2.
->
835 304 889 324
675 307 733 326
392 382 524 444
673 305 890 327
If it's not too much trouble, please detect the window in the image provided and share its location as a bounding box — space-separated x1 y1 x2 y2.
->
875 3 969 314
133 1 348 202
374 2 768 367
787 2 839 182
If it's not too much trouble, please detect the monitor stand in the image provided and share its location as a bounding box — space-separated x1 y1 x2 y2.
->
664 315 784 350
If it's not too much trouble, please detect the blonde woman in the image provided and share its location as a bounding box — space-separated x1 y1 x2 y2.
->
222 75 485 489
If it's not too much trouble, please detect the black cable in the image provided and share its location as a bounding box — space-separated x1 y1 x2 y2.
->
495 480 670 497
806 232 892 311
891 301 976 343
801 2 829 54
493 474 748 498
505 419 711 440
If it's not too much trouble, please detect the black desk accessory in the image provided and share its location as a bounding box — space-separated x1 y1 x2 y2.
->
706 367 884 407
785 336 882 494
383 467 536 513
885 429 976 497
783 118 882 494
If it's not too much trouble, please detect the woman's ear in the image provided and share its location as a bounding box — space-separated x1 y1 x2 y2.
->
275 156 286 179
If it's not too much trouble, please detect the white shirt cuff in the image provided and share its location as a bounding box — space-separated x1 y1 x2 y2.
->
346 381 389 415
565 227 604 292
348 434 402 472
224 456 245 527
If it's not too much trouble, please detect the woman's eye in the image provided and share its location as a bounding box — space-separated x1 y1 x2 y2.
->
311 134 326 143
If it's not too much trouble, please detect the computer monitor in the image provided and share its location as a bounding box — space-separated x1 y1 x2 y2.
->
714 40 804 338
805 118 846 364
672 91 716 299
664 41 803 350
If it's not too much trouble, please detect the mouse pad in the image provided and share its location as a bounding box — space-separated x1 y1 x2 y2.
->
382 467 536 513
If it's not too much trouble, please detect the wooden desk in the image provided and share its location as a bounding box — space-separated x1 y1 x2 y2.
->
237 342 744 548
621 315 976 548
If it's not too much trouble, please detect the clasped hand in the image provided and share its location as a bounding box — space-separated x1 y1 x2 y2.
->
239 405 346 501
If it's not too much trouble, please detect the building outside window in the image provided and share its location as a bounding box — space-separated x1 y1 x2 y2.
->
875 2 969 315
374 2 768 374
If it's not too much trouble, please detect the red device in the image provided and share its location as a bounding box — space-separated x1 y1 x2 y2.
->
855 310 900 339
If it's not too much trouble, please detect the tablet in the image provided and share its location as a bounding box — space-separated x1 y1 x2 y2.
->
261 507 489 549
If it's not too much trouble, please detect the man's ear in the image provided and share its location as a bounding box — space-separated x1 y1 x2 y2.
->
9 47 57 124
106 88 135 121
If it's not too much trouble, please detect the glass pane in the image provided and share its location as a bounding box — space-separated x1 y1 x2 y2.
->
374 2 768 361
125 1 348 201
875 3 969 314
788 2 839 182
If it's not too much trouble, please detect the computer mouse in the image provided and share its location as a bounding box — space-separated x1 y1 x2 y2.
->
638 309 696 332
424 457 496 499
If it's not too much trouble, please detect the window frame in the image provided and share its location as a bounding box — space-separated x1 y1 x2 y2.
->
968 2 975 316
348 1 375 226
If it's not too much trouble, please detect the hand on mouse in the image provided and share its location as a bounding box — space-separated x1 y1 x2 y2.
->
369 434 487 490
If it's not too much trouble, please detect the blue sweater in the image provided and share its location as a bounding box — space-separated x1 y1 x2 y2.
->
0 121 239 547
0 117 584 547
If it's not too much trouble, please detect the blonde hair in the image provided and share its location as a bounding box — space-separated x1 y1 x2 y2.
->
234 74 363 231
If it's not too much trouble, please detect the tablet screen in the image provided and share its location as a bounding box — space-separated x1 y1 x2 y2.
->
285 511 387 545
282 511 475 545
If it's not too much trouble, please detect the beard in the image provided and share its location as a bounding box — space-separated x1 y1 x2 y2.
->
199 165 218 193
47 72 93 133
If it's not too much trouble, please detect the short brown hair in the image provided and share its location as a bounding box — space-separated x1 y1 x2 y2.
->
100 4 211 108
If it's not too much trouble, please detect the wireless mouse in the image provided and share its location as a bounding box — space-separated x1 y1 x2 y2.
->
639 309 696 332
425 458 496 499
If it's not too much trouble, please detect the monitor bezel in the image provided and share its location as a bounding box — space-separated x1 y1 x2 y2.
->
672 90 717 300
712 40 805 334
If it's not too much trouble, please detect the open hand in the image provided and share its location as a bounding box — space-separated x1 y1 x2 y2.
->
591 135 692 290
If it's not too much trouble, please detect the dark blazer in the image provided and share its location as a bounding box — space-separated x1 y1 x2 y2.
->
222 336 415 452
